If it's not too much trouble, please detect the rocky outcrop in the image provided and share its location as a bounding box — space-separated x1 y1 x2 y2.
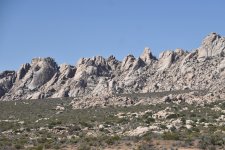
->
1 32 225 101
140 47 157 64
121 55 136 71
0 71 16 98
17 63 31 80
158 50 175 70
198 32 225 60
28 57 58 90
59 64 76 79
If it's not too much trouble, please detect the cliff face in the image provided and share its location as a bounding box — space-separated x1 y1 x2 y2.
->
1 33 225 101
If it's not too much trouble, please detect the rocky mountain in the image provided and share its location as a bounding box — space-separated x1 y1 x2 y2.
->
1 32 225 102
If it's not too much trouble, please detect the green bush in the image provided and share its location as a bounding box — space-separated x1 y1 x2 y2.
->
105 135 120 145
14 144 24 149
115 118 129 124
36 145 43 150
68 125 81 134
162 132 180 140
48 120 62 129
78 143 91 150
145 117 155 124
199 118 207 123
166 114 179 119
79 121 93 128
199 133 225 149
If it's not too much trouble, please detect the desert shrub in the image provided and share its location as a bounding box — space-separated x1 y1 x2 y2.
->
48 120 62 129
79 121 93 128
142 112 153 119
69 136 79 144
141 131 152 141
181 117 186 124
208 125 217 133
44 143 52 149
105 135 120 145
160 124 168 129
14 143 24 149
170 126 177 132
68 125 81 134
115 118 129 124
199 118 207 123
37 137 47 144
137 143 155 150
144 117 155 124
166 113 179 119
78 142 91 150
198 133 225 149
162 132 180 140
191 127 200 133
190 113 197 117
220 102 225 109
35 145 43 150
0 122 20 131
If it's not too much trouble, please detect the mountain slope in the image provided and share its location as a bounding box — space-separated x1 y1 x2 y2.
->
1 32 225 101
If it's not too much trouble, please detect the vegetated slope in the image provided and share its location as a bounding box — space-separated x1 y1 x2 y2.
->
1 32 225 101
0 98 225 149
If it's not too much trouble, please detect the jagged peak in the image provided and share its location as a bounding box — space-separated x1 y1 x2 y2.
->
107 55 117 61
121 54 136 71
92 56 107 66
0 70 16 78
201 32 222 46
198 32 225 59
207 32 221 38
159 50 174 60
31 57 56 64
174 48 186 55
140 47 157 64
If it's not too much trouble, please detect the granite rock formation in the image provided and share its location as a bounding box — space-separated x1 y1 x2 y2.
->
1 33 225 103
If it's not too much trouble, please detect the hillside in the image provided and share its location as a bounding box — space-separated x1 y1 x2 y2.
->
1 32 225 104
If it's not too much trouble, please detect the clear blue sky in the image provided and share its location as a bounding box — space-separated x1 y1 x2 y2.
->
1 0 225 71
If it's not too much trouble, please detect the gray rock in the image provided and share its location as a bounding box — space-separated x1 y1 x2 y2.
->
158 50 175 70
17 63 31 80
198 32 225 60
1 32 225 104
140 47 157 64
28 57 58 90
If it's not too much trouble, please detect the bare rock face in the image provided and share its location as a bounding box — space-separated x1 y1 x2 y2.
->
74 56 110 80
140 47 157 64
59 64 76 79
132 58 145 71
158 50 175 70
28 57 58 90
218 58 225 77
0 87 4 97
121 55 136 71
198 33 225 60
107 55 120 71
1 32 225 102
17 63 31 80
0 71 16 98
